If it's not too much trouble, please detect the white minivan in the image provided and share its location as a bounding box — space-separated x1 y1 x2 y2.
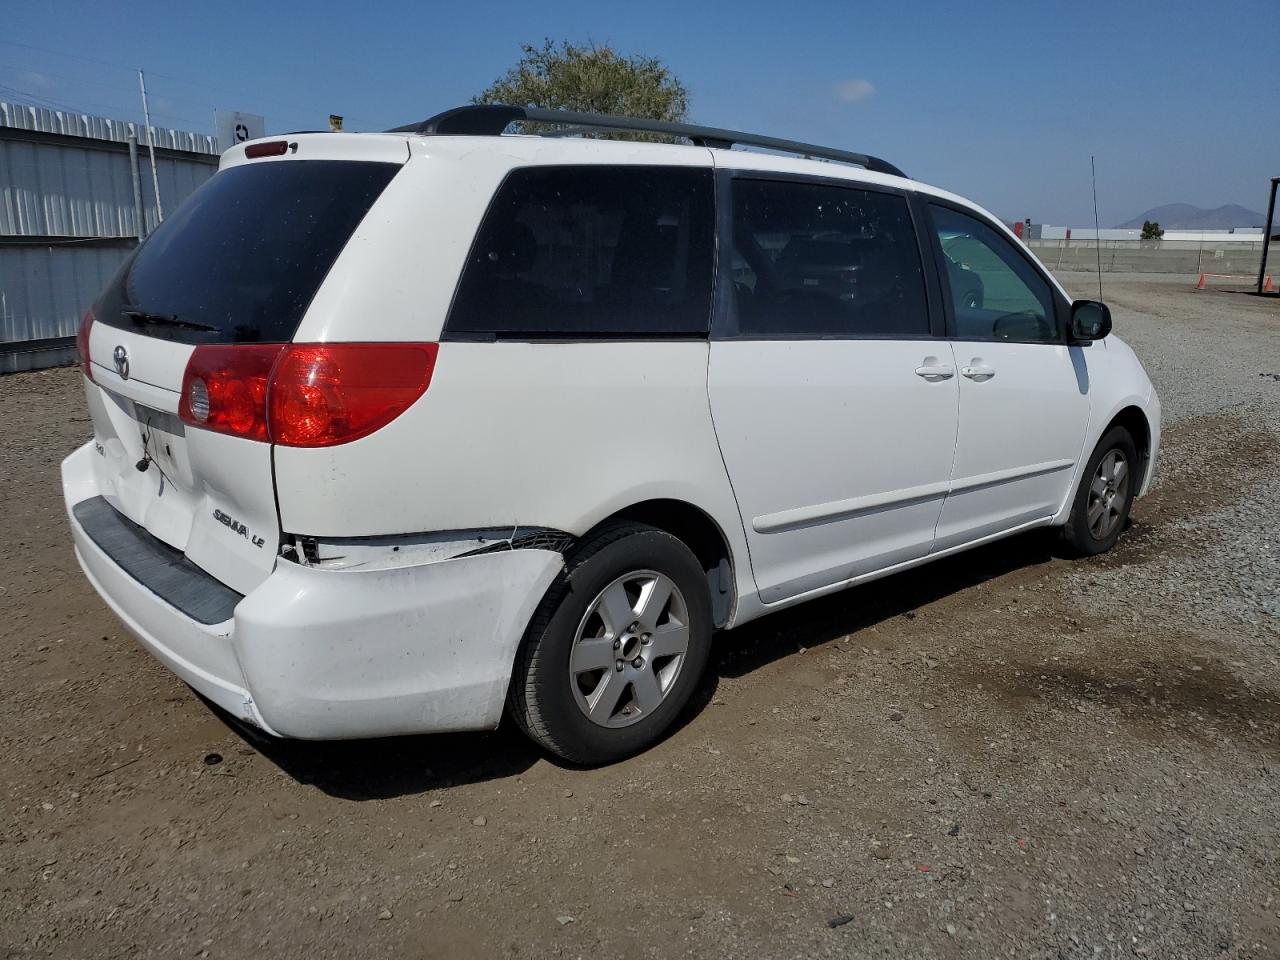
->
64 105 1160 764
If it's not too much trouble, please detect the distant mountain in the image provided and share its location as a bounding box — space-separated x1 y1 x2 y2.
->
1116 203 1268 230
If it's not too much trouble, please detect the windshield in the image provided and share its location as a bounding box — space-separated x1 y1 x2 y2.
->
95 160 399 344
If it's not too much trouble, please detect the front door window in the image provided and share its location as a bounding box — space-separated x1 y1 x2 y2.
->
931 205 1057 342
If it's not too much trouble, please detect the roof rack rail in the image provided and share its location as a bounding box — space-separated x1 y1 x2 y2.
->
388 105 907 179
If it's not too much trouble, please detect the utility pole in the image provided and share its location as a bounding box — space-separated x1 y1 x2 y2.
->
1091 156 1103 300
137 70 164 224
126 133 146 241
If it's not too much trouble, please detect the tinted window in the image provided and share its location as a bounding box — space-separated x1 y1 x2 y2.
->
95 160 399 344
447 166 714 338
727 179 928 337
931 204 1057 342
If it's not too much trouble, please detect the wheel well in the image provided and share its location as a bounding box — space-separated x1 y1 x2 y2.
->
1105 405 1152 490
595 499 735 628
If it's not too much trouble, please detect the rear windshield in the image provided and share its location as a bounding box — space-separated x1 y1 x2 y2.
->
95 160 399 344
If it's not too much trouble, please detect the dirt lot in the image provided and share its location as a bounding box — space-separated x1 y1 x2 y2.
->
2 276 1278 959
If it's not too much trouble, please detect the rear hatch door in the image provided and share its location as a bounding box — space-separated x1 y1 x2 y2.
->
82 140 406 595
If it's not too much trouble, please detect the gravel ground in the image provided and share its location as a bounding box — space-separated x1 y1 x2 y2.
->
1 275 1277 959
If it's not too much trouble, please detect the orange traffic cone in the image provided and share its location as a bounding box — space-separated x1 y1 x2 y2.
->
1196 273 1206 290
1265 276 1275 293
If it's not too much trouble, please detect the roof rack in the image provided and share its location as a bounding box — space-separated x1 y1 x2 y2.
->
388 105 907 179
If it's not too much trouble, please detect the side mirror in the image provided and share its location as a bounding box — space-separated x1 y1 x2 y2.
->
1070 300 1112 342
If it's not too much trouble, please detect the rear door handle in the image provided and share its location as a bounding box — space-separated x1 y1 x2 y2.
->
961 362 996 381
914 358 955 381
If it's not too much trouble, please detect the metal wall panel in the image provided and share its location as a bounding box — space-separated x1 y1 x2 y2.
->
0 240 135 342
0 100 217 154
0 135 216 238
1 101 219 366
0 340 76 374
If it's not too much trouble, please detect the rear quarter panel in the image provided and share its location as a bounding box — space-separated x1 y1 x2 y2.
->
272 341 754 614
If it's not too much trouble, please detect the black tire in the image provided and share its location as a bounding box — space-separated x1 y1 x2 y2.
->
507 522 713 765
1061 425 1139 556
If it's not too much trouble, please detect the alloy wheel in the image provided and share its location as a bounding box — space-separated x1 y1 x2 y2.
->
1087 449 1130 539
569 570 691 728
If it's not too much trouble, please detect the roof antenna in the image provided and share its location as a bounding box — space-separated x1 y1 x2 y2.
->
1091 155 1104 300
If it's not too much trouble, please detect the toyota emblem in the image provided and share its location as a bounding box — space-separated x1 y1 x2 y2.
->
113 345 129 380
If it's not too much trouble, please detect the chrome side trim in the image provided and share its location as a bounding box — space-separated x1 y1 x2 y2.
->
751 458 1075 535
947 458 1075 494
752 480 951 534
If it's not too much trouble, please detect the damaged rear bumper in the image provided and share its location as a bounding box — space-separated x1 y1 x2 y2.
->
62 440 564 739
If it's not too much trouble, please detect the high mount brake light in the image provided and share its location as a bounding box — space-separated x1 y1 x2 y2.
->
244 140 290 159
76 308 95 382
178 343 438 447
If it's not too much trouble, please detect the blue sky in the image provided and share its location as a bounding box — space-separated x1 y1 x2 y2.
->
3 0 1275 225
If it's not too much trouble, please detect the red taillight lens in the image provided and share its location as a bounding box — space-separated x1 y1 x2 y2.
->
76 308 95 381
179 344 284 442
269 343 438 447
177 342 437 447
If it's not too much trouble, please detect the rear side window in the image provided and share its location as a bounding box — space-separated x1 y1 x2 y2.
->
95 160 399 344
447 166 714 338
727 179 929 338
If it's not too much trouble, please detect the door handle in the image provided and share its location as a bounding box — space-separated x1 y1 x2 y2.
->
961 362 996 381
914 358 955 381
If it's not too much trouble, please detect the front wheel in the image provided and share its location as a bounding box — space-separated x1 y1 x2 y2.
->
508 522 713 765
1061 426 1138 556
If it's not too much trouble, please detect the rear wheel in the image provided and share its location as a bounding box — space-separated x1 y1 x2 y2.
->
1061 426 1138 556
508 522 713 765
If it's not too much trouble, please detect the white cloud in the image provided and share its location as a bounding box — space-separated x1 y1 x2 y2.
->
833 79 875 103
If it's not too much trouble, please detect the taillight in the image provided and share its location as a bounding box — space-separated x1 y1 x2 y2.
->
178 343 437 447
76 308 95 381
268 343 438 446
178 344 283 442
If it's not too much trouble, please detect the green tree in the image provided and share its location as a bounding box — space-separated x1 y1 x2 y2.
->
475 40 688 138
1140 220 1164 240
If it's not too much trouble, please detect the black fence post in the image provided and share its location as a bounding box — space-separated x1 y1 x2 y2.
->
1259 177 1278 295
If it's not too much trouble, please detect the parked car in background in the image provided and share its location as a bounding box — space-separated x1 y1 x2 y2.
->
943 247 985 309
63 105 1160 764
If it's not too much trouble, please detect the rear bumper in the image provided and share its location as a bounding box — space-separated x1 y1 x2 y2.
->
62 441 563 739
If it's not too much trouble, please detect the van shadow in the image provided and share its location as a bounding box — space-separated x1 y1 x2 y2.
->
710 527 1062 680
218 709 545 801
217 527 1067 800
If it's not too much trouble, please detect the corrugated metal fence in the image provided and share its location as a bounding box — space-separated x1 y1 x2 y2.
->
1 101 218 373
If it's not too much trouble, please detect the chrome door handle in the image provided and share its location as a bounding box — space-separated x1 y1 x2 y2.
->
961 363 996 381
914 360 955 381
